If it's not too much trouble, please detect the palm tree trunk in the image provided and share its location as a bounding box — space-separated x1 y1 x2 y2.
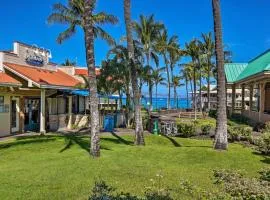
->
190 80 193 106
170 64 175 108
164 55 171 109
84 0 100 157
124 0 144 145
207 58 211 110
146 53 153 112
199 67 202 111
155 83 158 110
174 86 177 109
185 77 189 108
212 0 228 150
193 65 197 120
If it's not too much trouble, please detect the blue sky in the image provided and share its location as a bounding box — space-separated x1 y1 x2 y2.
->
1 0 270 97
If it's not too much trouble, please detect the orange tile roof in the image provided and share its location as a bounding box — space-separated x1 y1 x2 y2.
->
0 72 21 86
3 62 81 88
75 68 101 76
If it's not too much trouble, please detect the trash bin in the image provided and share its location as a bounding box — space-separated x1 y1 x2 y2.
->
152 120 159 135
150 114 160 135
104 115 114 132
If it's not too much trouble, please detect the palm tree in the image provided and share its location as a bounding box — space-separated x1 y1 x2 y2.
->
62 58 77 66
133 15 164 111
47 1 118 45
180 67 190 108
184 39 200 119
151 68 166 110
171 76 183 108
48 0 118 157
212 0 228 150
155 29 179 109
200 32 215 110
124 0 144 145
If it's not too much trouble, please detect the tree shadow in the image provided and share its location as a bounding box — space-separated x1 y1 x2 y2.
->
252 151 270 164
161 135 181 147
0 136 56 150
110 132 133 145
59 134 111 153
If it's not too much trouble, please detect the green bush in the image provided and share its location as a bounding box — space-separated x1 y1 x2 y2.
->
259 168 270 182
209 110 217 118
177 122 195 137
213 169 270 200
263 121 270 133
201 124 212 135
255 132 270 155
228 126 252 142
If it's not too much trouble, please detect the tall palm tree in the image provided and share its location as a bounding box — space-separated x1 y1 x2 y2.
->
124 0 144 145
152 68 166 110
155 29 179 109
47 1 118 45
180 67 190 108
212 0 228 150
48 0 118 157
200 32 215 110
184 39 200 119
133 15 164 111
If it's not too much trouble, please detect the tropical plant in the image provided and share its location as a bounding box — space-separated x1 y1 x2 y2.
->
133 15 164 111
200 32 215 110
48 0 118 157
124 0 144 145
212 0 228 150
151 68 166 110
184 39 200 118
155 29 179 109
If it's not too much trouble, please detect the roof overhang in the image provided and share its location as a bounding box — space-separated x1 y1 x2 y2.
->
235 71 270 85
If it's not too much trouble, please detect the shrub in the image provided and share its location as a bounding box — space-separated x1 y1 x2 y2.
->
263 121 270 133
213 169 270 200
259 168 270 182
177 122 195 137
209 110 217 118
227 126 252 142
255 132 270 155
201 124 212 135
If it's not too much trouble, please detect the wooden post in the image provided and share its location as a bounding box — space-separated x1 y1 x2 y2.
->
259 82 266 114
67 96 73 129
249 84 253 112
40 89 46 134
232 84 236 114
241 84 245 113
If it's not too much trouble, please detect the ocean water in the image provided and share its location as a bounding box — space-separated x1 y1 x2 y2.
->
122 98 191 110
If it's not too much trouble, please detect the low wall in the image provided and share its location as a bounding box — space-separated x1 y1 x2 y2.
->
242 110 270 123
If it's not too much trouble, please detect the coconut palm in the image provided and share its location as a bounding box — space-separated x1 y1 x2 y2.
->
124 0 144 145
155 29 179 109
184 39 200 119
61 58 77 66
47 0 118 45
180 67 190 108
133 15 164 111
212 0 228 150
151 68 166 110
200 32 215 110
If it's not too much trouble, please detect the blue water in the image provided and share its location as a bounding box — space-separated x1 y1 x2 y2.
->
122 98 191 110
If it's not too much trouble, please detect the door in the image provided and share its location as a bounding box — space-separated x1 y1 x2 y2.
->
11 97 20 133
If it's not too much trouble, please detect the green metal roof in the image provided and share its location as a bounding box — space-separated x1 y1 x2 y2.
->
224 63 248 83
235 49 270 81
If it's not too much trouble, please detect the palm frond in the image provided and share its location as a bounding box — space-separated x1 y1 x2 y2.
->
56 24 77 44
94 27 116 46
94 12 118 25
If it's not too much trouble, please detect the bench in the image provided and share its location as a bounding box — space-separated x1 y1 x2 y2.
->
179 112 203 119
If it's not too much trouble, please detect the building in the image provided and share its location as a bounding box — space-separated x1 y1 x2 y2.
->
224 50 270 123
0 42 85 137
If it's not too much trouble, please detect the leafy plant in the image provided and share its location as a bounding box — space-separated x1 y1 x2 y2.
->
259 168 270 182
177 122 195 137
255 132 270 155
228 126 252 142
201 124 212 135
263 121 270 133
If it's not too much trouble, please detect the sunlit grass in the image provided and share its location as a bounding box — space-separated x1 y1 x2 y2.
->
0 133 268 199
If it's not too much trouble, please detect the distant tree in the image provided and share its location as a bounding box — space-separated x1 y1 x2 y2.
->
151 68 166 109
61 58 77 66
172 76 183 108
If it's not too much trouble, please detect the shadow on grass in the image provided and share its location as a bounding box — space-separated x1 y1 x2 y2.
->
60 134 111 153
0 136 56 150
161 135 181 147
252 151 270 164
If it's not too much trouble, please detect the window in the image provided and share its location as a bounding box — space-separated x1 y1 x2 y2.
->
0 96 4 112
48 98 57 115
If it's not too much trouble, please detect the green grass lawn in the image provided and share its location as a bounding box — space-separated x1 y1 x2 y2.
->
0 133 269 199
